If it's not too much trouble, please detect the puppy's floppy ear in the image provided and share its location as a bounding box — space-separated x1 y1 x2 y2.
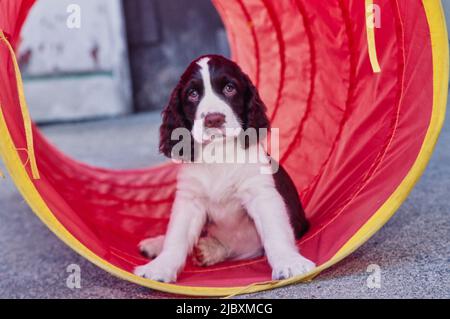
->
159 83 187 158
241 73 270 147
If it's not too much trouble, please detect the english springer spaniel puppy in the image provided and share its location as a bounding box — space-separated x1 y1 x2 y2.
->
134 55 315 283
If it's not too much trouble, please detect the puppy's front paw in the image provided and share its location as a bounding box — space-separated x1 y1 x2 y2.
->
271 254 316 280
134 257 178 283
138 235 164 259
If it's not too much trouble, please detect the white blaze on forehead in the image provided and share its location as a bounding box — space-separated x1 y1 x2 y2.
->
196 57 213 97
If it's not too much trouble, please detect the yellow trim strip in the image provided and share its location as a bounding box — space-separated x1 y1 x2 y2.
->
365 0 382 73
0 0 447 296
326 0 448 274
0 30 40 179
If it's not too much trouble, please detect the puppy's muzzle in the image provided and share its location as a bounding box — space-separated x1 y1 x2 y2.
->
204 112 226 129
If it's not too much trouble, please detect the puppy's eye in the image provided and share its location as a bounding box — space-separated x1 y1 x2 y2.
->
223 83 236 97
188 89 199 102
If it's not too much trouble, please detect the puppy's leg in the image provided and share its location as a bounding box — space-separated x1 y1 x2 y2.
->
240 185 315 280
139 235 165 259
193 236 229 266
194 216 264 266
222 217 264 261
134 192 206 282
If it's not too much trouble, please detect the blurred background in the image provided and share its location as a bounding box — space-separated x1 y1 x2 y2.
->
14 0 449 169
18 0 450 124
18 0 230 123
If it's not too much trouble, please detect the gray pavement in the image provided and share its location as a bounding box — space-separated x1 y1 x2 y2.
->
0 103 449 299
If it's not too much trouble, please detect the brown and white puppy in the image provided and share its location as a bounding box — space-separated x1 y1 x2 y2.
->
134 55 315 283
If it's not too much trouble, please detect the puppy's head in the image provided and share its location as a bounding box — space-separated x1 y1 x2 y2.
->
159 55 270 159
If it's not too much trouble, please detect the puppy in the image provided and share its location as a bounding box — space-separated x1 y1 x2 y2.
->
134 55 315 283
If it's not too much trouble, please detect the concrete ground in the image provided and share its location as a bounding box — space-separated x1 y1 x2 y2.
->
0 105 449 299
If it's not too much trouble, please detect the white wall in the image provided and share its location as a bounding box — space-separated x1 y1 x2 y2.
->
19 0 131 123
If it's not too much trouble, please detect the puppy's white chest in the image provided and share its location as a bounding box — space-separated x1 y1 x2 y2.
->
190 164 249 223
204 173 238 203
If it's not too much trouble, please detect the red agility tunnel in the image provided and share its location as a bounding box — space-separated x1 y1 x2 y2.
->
0 0 448 296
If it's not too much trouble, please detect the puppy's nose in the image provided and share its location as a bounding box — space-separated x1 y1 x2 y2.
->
204 112 225 128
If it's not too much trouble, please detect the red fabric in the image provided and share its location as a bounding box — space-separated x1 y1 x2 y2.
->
0 0 434 287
